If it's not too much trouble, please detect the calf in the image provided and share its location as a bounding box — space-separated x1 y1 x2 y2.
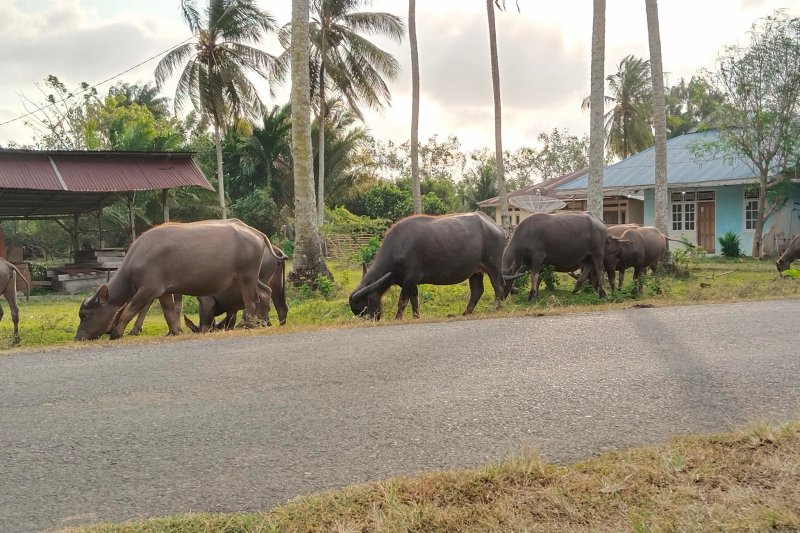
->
777 234 800 274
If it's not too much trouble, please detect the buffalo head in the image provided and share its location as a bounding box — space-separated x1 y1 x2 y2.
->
75 284 123 341
349 272 391 320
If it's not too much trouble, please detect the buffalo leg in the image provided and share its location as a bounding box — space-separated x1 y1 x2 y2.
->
395 287 411 320
606 267 617 292
158 294 181 336
2 285 20 343
618 268 626 289
590 255 606 299
237 275 261 328
633 267 645 295
272 288 288 326
528 271 541 301
464 273 485 314
108 290 159 339
128 300 153 336
487 271 506 308
409 286 420 318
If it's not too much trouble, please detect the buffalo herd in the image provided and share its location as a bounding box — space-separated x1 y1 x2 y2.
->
2 211 796 343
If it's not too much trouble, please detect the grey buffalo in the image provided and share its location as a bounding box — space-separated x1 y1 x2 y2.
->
349 212 506 320
502 212 608 301
184 243 288 332
777 233 800 274
0 258 30 342
75 219 274 341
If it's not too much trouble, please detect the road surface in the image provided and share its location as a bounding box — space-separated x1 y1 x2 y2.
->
1 299 799 532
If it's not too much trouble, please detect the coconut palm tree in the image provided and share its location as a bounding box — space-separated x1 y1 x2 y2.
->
409 0 421 214
289 0 332 283
646 0 668 234
155 0 278 219
486 0 510 230
584 55 653 160
237 104 292 201
587 0 606 220
281 0 404 226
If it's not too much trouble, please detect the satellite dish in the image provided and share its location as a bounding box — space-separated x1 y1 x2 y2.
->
509 194 566 214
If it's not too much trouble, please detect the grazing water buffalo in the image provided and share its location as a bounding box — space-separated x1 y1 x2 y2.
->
184 243 288 332
1 258 30 342
75 219 274 341
349 212 506 320
609 226 669 292
777 234 800 274
502 212 608 301
569 223 640 292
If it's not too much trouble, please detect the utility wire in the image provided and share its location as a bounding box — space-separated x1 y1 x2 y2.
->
0 36 194 127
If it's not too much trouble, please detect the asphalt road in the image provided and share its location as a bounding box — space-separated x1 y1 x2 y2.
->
2 299 799 532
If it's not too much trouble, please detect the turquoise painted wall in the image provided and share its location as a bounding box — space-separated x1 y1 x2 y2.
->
643 189 654 225
716 184 746 255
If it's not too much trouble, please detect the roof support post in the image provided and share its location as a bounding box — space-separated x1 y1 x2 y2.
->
162 189 170 224
72 214 80 263
127 193 136 244
98 206 105 249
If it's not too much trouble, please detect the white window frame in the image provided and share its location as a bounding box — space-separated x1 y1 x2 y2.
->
670 192 697 231
744 188 759 231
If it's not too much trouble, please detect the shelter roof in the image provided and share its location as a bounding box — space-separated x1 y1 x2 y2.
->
0 150 212 219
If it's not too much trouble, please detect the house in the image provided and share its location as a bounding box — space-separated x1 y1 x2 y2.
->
477 167 645 228
555 130 800 255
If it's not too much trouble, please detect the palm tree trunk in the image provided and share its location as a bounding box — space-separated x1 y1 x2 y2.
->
486 0 509 231
646 0 668 235
752 177 768 257
213 121 227 219
588 0 606 220
409 0 422 214
317 63 326 227
290 0 331 284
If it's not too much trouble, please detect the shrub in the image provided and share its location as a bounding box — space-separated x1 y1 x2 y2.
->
541 264 559 291
358 236 381 266
719 231 742 258
28 262 49 281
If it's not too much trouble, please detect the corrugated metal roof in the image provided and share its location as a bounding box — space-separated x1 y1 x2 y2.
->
0 150 212 192
557 130 756 192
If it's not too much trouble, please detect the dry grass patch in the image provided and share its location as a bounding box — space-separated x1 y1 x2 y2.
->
68 421 800 532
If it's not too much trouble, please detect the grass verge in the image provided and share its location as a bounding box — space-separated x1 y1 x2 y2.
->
2 258 799 352
66 420 800 532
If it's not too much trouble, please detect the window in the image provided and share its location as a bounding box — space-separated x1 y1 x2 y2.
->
672 204 682 230
744 188 759 230
684 202 695 230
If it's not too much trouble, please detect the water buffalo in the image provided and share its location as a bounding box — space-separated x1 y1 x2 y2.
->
608 226 669 292
1 258 30 342
502 212 608 301
75 219 274 341
569 223 640 292
777 233 800 274
184 243 288 332
349 212 506 320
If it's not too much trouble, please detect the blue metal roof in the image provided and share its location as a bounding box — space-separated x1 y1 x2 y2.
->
557 130 756 192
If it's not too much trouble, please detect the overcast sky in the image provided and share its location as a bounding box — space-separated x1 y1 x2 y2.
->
0 0 794 151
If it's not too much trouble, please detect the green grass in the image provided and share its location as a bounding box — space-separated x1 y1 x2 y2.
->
65 420 800 532
2 258 799 351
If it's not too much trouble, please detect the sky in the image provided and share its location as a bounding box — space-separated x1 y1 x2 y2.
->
0 0 795 152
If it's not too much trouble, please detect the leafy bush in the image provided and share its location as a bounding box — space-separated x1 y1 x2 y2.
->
28 262 49 281
324 206 390 236
541 264 560 291
719 231 742 258
231 189 288 237
361 183 413 221
422 192 447 215
358 236 381 266
671 238 706 274
315 274 335 298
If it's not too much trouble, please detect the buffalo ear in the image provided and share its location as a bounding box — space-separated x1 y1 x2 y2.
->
97 284 109 305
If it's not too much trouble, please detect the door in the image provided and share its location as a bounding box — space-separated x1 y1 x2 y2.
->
698 201 716 253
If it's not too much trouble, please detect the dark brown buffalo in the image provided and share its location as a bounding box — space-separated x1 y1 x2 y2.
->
777 233 800 274
75 219 273 341
1 258 30 342
184 243 288 332
349 212 506 320
502 212 608 301
570 223 640 292
608 226 669 292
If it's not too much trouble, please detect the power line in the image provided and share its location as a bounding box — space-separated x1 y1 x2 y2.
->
0 37 194 128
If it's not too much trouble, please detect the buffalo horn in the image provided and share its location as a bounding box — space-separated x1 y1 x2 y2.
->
502 271 528 281
351 272 392 301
